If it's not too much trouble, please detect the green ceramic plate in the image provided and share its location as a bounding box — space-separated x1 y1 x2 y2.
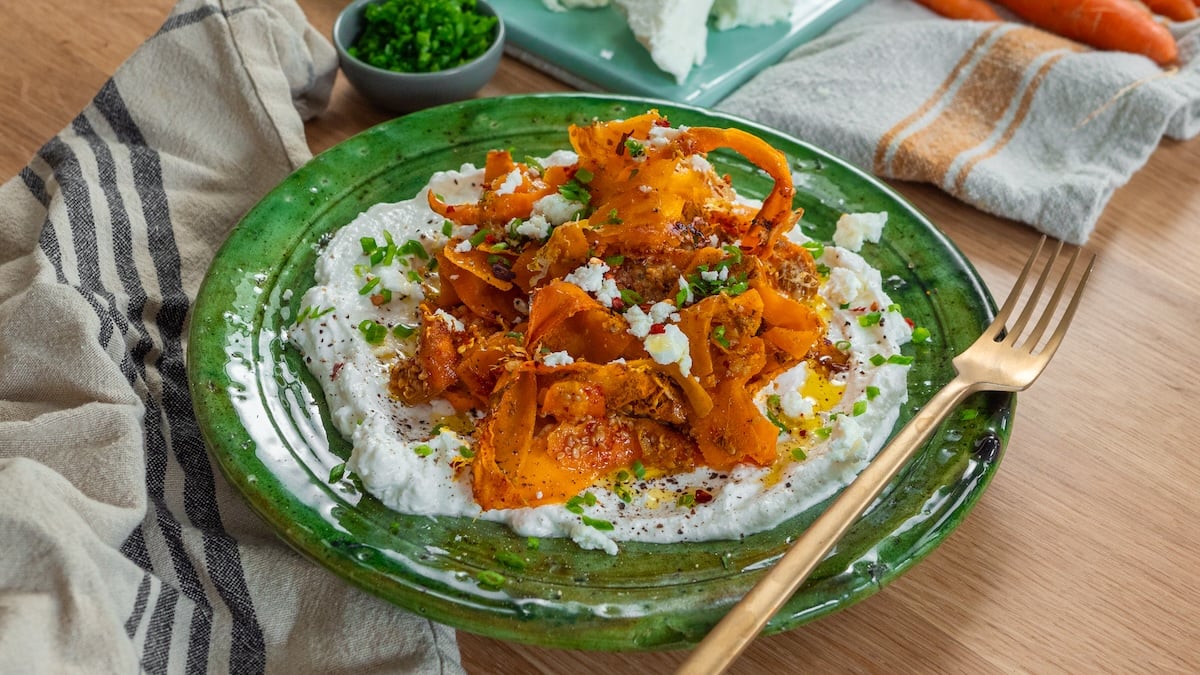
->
189 94 1012 650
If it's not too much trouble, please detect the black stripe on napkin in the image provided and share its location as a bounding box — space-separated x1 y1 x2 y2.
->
93 79 267 674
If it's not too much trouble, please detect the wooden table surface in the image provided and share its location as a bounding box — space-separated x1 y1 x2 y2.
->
5 1 1198 672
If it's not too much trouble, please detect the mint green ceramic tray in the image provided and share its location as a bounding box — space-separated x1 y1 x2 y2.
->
188 94 1012 650
489 0 869 106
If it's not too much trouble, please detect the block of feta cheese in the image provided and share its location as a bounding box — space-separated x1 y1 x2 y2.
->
611 0 717 84
710 0 794 30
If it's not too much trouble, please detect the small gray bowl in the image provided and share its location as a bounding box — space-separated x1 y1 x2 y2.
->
332 0 505 114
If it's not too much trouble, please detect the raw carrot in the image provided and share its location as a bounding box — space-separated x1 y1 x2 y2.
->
1142 0 1196 21
991 0 1178 65
914 0 1002 20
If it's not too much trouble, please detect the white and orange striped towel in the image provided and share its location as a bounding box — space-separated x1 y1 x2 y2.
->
720 0 1200 244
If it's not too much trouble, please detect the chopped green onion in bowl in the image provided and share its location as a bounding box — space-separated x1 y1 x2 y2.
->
348 0 499 74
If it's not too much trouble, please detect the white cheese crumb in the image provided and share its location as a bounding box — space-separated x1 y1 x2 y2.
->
563 258 610 294
542 350 575 367
833 212 887 252
453 239 473 253
643 324 692 376
823 267 866 307
532 193 585 225
515 214 552 240
494 168 523 196
433 309 465 332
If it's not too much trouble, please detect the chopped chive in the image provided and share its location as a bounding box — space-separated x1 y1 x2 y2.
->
393 323 417 338
801 240 825 258
866 385 881 400
853 400 868 417
624 138 645 157
406 270 422 283
476 570 506 589
835 340 852 351
631 461 646 480
399 239 429 260
791 448 807 461
494 551 527 570
712 325 730 349
581 515 614 531
359 277 381 295
328 462 346 483
604 254 625 266
468 230 489 246
381 231 397 266
606 208 622 224
887 354 914 365
459 445 475 459
721 244 743 265
869 354 887 366
575 167 594 183
814 426 832 439
858 312 882 327
619 288 642 305
369 248 386 266
677 492 696 508
816 263 831 276
442 220 454 236
912 326 932 343
360 237 378 254
413 444 433 457
358 319 387 344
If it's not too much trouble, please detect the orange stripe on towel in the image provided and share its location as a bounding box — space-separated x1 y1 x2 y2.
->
873 24 1004 176
949 51 1067 195
877 27 1081 189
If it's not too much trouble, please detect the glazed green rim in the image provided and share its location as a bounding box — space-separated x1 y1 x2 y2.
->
188 93 1013 650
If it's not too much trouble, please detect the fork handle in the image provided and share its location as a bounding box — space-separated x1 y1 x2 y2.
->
677 375 978 675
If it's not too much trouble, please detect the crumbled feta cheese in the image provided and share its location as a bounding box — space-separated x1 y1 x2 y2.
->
647 124 684 148
542 350 575 367
823 267 866 307
833 212 887 252
828 414 869 462
433 309 465 332
688 154 713 173
643 324 692 376
515 214 552 240
563 258 610 294
532 193 584 225
624 304 652 338
539 150 578 168
494 169 523 196
453 239 473 253
596 278 622 308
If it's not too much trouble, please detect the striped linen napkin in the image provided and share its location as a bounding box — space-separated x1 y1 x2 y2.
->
719 0 1200 244
0 1 464 672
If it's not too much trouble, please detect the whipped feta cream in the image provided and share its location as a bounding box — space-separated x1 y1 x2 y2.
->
290 157 912 555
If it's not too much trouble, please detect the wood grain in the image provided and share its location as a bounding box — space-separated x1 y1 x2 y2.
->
4 1 1197 672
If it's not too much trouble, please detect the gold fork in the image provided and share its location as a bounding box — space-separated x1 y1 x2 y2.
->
677 237 1096 675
